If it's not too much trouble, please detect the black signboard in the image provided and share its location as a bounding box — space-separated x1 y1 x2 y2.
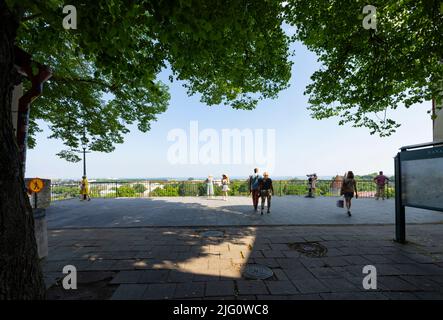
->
395 141 443 243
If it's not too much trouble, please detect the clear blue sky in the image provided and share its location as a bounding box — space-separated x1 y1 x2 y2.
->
26 40 433 180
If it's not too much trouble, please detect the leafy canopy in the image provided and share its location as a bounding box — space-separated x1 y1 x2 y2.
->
284 0 443 135
8 0 292 161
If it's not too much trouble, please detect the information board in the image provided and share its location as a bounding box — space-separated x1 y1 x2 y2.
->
400 146 443 212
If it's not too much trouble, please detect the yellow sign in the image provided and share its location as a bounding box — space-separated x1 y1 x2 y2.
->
28 178 44 193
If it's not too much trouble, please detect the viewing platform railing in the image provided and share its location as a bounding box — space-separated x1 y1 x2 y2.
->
50 179 394 202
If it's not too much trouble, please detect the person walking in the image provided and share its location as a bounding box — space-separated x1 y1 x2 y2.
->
248 168 262 211
259 172 274 215
374 171 389 200
340 171 358 216
80 175 91 201
221 174 230 201
206 175 214 199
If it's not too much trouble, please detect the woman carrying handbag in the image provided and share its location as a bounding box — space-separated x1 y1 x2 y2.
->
340 171 358 216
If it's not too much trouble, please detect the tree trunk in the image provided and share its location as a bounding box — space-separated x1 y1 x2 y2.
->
0 3 46 299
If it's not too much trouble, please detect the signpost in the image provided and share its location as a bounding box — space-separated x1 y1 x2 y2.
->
394 141 443 243
28 178 44 209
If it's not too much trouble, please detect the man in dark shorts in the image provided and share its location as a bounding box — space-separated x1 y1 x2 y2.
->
248 168 262 211
259 172 274 215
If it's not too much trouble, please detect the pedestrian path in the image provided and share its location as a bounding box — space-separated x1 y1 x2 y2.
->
46 196 443 229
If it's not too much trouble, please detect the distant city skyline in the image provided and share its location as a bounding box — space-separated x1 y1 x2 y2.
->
26 41 433 180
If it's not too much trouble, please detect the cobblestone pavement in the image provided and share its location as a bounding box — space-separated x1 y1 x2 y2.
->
46 197 443 228
43 224 443 300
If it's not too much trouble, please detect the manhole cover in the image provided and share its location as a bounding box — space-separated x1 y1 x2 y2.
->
288 242 328 257
200 230 224 238
242 264 274 280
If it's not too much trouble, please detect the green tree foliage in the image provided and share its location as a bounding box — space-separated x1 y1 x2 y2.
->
151 184 180 196
132 183 146 194
8 0 292 160
117 185 137 197
284 0 443 135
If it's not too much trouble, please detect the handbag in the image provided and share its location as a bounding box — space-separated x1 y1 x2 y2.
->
336 199 344 208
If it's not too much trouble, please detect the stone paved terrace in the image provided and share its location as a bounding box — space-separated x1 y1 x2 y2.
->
43 196 443 299
46 196 443 229
43 224 443 300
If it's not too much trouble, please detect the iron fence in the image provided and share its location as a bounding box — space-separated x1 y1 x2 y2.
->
51 179 395 202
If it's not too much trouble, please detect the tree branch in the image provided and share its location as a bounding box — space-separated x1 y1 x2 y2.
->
51 75 117 91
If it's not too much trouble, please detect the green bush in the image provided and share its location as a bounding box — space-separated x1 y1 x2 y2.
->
117 185 137 197
133 183 146 193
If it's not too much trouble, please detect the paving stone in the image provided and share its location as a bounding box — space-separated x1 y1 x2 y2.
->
167 270 195 283
383 292 421 300
85 259 117 271
300 258 327 268
173 282 205 298
399 276 443 291
291 278 331 294
138 270 170 283
262 250 285 258
265 281 299 295
322 257 350 267
287 294 323 300
378 276 418 291
276 258 304 269
413 291 443 300
110 270 143 284
236 295 257 300
342 255 372 265
364 255 395 264
111 284 148 300
283 267 316 280
193 273 220 282
309 267 343 279
142 283 176 300
320 292 387 300
77 271 115 284
320 278 360 293
272 268 289 281
236 280 269 295
252 258 280 268
393 263 443 276
323 248 344 257
205 281 236 296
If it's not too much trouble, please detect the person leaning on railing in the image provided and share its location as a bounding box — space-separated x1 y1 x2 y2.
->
373 171 390 200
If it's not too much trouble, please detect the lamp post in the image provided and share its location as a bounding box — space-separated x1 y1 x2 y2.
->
73 141 91 177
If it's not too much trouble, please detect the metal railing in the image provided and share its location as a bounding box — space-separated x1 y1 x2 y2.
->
51 179 394 201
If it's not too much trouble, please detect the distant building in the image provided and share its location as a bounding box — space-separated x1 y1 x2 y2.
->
330 175 344 195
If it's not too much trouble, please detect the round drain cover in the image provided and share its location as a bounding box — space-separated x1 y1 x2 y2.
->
243 264 273 280
288 242 328 257
200 230 224 238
